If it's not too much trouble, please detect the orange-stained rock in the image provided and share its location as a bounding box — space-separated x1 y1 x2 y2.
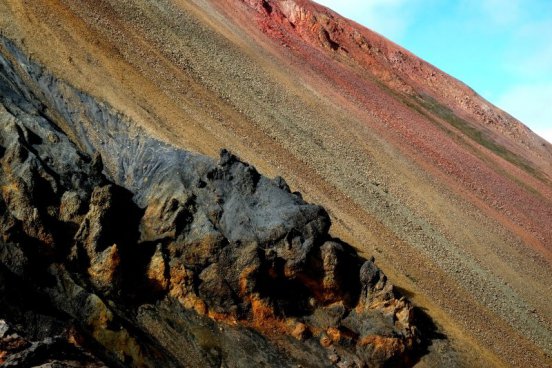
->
326 326 341 343
87 243 120 292
251 297 275 322
357 335 407 363
291 322 310 341
320 333 332 348
146 243 168 292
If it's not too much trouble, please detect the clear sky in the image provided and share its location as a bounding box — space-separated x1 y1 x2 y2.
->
315 0 552 143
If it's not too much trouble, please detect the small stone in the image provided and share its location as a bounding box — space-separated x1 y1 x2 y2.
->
329 353 340 364
327 327 341 343
320 333 332 348
291 322 310 341
59 191 85 222
46 132 59 143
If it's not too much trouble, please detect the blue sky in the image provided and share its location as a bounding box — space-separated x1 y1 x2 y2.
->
315 0 552 143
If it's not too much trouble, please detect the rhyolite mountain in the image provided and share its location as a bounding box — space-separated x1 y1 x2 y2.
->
0 1 551 367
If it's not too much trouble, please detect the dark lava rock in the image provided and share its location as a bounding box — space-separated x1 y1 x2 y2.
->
0 35 427 367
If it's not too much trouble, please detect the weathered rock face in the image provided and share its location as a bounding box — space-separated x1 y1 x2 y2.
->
0 36 428 367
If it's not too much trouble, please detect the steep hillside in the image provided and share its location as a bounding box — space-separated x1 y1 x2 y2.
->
0 0 551 367
0 36 431 367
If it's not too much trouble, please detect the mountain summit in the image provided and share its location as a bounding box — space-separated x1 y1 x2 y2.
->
0 0 551 367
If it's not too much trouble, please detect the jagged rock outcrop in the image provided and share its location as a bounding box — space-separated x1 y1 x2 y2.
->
0 36 428 367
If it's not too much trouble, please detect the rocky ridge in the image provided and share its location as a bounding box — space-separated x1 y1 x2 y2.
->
243 0 548 151
237 0 551 177
0 36 430 367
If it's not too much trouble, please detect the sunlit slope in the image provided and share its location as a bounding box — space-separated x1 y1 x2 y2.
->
1 0 550 367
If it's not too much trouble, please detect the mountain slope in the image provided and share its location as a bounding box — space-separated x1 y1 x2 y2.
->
0 0 551 367
1 35 427 368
